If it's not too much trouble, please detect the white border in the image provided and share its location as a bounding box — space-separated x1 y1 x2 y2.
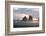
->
10 5 42 32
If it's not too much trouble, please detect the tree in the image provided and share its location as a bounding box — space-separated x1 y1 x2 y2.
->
22 16 27 21
29 15 32 21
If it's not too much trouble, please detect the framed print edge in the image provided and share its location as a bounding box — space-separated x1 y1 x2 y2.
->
5 1 8 36
5 1 45 36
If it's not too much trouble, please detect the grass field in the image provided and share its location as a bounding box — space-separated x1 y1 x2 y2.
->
13 20 39 28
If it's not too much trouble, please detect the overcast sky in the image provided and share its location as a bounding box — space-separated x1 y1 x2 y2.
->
13 7 39 20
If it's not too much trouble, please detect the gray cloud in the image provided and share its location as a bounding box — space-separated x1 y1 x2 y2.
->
13 8 39 20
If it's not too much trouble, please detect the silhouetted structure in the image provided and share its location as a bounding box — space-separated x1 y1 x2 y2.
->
29 15 33 21
22 16 27 21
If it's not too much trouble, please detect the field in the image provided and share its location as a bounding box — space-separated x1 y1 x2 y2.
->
13 20 39 28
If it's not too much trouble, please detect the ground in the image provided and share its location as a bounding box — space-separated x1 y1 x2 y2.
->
13 20 39 28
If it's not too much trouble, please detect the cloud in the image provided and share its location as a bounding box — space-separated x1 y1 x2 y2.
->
13 8 39 19
13 7 19 10
13 13 29 20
